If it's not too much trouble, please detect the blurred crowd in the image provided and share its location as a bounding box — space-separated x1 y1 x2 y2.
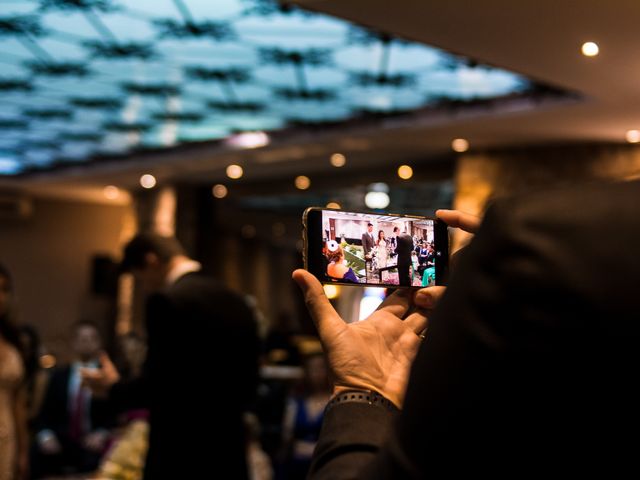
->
0 242 329 480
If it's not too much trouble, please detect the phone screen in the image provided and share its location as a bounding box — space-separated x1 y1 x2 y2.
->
304 208 449 288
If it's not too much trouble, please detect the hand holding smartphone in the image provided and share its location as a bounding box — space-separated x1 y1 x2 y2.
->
303 207 449 288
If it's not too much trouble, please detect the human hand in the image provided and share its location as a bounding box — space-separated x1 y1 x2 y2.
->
292 269 429 408
414 209 481 311
81 352 120 398
39 434 61 455
83 430 109 452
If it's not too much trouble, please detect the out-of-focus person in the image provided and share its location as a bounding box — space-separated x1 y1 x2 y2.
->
279 349 331 480
0 263 28 480
82 232 261 480
17 325 49 432
31 320 113 479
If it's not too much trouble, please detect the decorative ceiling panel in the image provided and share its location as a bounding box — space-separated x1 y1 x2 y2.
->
0 0 552 176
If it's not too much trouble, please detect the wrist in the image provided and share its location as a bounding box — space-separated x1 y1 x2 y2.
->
326 389 400 413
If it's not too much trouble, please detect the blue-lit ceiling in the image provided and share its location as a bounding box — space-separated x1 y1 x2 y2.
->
1 0 541 176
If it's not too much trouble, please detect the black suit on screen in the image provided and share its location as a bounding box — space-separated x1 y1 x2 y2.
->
394 233 414 286
110 272 260 480
309 179 640 477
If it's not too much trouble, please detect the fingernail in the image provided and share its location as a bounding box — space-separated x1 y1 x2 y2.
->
415 291 433 308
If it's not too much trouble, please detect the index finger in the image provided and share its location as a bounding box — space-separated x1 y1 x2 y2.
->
376 288 412 318
436 209 481 233
292 269 348 342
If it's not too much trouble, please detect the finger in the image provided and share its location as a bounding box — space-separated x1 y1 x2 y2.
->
403 310 429 335
436 209 481 233
414 286 446 309
292 269 346 342
376 288 412 318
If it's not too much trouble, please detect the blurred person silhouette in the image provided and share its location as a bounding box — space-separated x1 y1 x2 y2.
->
361 223 375 272
0 263 28 480
17 325 49 436
264 312 301 367
375 230 388 270
31 320 113 479
82 232 261 480
291 178 640 477
394 224 414 287
279 349 331 480
326 245 358 283
97 332 149 480
114 332 147 383
245 412 274 480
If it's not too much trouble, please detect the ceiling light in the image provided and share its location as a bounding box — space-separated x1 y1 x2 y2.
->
226 164 243 179
225 131 270 149
323 284 340 299
397 165 413 180
451 138 470 152
140 174 156 189
103 185 120 200
365 191 390 209
295 175 311 190
625 130 640 143
326 201 341 209
212 184 228 198
581 41 599 57
330 153 346 167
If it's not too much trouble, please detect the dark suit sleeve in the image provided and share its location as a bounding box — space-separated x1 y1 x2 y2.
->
309 403 397 480
308 198 614 477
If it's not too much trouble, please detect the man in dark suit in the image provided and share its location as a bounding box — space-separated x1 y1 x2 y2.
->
83 233 260 480
292 179 640 477
394 225 414 287
32 321 113 479
361 223 376 272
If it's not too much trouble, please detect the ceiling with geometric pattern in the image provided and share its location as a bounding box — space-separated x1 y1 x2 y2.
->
0 0 553 176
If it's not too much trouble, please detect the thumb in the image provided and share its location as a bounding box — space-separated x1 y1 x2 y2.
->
436 209 481 234
292 269 346 342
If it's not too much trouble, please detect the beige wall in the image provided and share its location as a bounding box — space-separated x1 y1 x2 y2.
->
0 196 134 360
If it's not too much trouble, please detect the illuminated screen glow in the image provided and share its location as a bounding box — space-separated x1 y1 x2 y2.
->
322 209 436 287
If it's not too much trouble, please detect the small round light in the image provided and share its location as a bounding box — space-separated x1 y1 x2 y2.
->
40 354 56 369
330 153 346 167
295 175 311 190
451 138 469 153
140 174 156 189
226 164 243 179
326 202 341 209
323 284 340 299
241 225 256 238
103 185 120 200
365 191 390 209
581 41 599 57
212 184 228 198
397 165 413 180
625 130 640 143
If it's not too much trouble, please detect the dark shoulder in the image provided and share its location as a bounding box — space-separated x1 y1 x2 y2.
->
488 178 640 230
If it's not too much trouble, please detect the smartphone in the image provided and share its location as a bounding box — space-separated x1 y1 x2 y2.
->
303 207 449 288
